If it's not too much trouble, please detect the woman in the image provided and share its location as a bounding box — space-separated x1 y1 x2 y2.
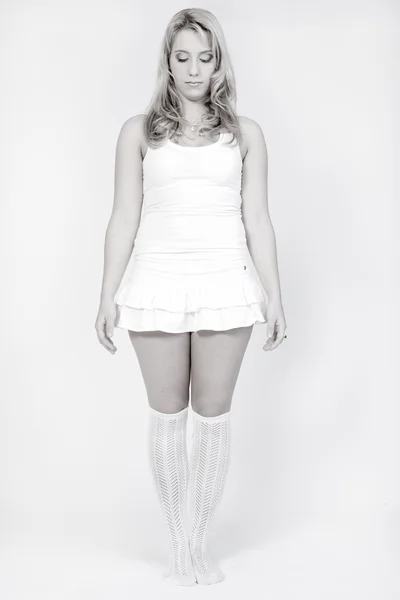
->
95 8 287 587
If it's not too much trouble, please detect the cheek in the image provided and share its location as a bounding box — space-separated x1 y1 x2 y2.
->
204 63 216 76
170 64 184 81
173 63 186 78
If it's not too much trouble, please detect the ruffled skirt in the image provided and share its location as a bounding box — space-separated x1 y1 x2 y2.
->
113 253 268 333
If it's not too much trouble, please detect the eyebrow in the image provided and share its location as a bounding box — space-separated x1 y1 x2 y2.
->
173 49 212 54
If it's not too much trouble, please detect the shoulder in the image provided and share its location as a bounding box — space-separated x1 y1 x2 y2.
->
117 114 146 157
118 113 146 136
237 115 267 159
238 115 264 136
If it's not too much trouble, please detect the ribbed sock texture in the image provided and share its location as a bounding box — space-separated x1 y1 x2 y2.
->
147 406 196 586
188 409 231 584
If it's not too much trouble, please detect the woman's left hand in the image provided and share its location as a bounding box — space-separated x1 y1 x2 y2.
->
263 298 287 352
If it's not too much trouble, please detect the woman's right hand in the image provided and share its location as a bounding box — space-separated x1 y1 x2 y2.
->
95 300 117 354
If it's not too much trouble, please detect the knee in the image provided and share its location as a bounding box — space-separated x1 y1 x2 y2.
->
149 395 189 414
191 396 232 418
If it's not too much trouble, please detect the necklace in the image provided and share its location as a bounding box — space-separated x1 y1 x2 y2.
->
185 113 207 132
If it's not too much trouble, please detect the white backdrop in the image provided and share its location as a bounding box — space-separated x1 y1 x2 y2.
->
2 1 399 598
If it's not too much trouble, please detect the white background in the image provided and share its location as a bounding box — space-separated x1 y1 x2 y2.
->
2 1 399 598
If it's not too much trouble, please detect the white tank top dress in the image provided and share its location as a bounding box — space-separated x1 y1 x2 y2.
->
113 131 268 333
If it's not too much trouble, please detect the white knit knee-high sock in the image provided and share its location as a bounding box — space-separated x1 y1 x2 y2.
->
188 409 231 585
147 406 196 586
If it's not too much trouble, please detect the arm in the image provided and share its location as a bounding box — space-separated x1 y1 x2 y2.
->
240 116 283 303
99 114 145 304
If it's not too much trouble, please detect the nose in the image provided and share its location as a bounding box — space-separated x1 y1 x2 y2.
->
189 59 199 76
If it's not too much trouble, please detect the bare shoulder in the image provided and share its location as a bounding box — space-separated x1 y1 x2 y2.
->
237 115 267 160
117 113 147 159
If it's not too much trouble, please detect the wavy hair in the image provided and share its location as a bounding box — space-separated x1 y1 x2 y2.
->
143 8 242 149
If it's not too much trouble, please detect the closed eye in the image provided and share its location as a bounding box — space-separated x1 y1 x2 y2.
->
177 58 212 63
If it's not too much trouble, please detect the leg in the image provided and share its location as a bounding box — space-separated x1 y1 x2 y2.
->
128 330 196 586
190 325 254 416
128 330 191 414
188 325 253 584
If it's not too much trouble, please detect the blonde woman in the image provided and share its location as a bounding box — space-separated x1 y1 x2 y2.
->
95 8 287 587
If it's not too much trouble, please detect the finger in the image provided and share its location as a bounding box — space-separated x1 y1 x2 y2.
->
264 329 282 350
266 327 275 341
104 338 117 352
269 334 285 351
96 329 116 352
104 317 116 340
104 330 116 346
104 339 117 353
103 322 116 344
265 330 277 343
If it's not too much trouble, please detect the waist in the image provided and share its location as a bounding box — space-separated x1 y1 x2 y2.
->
142 185 242 212
130 251 250 279
133 212 247 255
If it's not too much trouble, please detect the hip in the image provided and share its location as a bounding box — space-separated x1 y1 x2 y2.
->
129 251 251 288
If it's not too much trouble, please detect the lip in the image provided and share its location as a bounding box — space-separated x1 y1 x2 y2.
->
187 82 202 84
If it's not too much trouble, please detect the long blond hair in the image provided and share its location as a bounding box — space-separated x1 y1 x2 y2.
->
143 8 242 149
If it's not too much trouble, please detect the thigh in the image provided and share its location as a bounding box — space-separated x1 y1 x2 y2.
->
128 330 191 413
190 325 254 416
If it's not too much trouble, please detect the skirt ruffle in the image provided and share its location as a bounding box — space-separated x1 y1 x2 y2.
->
114 277 268 333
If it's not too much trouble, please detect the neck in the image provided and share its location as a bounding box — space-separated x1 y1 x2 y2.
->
180 98 207 122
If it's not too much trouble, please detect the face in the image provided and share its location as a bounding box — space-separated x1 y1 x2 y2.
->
169 28 216 101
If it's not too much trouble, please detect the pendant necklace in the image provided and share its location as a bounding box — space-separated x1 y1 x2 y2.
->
185 113 207 132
